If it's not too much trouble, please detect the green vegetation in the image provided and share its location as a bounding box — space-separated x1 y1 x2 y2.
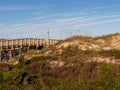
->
31 55 51 61
92 63 120 90
0 62 119 90
19 55 25 68
0 69 38 90
0 46 120 90
99 49 120 59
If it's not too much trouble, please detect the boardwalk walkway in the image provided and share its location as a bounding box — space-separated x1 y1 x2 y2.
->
0 38 59 61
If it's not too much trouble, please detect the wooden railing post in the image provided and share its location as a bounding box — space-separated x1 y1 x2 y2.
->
25 38 27 46
16 39 18 47
36 38 38 50
29 38 30 46
7 40 9 49
1 41 3 51
10 50 12 61
0 51 2 61
0 38 60 62
12 40 14 49
28 38 31 52
33 38 35 46
21 39 23 46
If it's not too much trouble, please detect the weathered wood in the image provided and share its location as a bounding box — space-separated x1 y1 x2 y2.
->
0 51 1 61
0 38 59 61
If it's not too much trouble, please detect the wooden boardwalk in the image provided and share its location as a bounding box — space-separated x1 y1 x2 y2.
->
0 38 59 61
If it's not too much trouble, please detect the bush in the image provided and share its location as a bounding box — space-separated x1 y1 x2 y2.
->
32 56 48 60
0 72 3 84
52 86 65 90
19 55 25 68
92 63 120 90
100 50 120 59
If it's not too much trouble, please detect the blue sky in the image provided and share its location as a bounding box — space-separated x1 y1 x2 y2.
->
0 0 120 39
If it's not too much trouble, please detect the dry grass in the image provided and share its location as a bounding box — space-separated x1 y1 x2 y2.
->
95 33 120 40
62 35 93 43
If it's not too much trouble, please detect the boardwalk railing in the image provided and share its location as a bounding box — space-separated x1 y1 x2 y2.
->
0 38 60 61
0 38 59 50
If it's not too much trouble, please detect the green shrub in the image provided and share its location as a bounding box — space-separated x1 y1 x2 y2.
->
27 76 38 84
31 55 51 61
92 63 120 90
100 63 115 74
0 72 3 84
52 86 65 90
100 50 120 59
22 75 29 85
19 55 25 68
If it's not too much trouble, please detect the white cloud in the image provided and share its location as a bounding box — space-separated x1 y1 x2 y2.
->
12 23 32 27
0 5 49 11
83 5 117 12
79 18 120 27
29 16 44 21
37 14 120 27
2 13 120 32
0 5 120 38
60 14 120 27
29 13 62 21
61 5 117 17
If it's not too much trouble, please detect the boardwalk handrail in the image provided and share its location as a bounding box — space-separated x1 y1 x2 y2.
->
0 38 59 50
0 38 60 61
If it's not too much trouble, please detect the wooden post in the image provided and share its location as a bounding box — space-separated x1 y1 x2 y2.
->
28 38 31 52
40 39 42 46
25 38 27 46
36 38 38 50
1 41 3 51
16 39 18 47
29 38 30 46
21 39 23 46
20 39 23 55
12 40 14 49
33 38 34 46
0 51 2 62
18 39 19 47
7 40 9 49
9 50 12 61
